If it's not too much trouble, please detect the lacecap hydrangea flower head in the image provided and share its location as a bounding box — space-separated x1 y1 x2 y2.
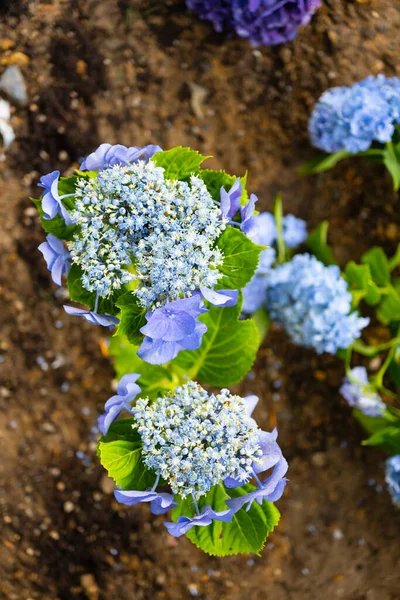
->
186 0 321 46
265 253 369 354
309 74 400 154
100 380 287 539
36 143 265 365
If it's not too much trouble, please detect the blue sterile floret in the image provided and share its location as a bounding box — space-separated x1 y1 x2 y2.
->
265 253 369 354
385 455 400 507
339 366 385 417
187 0 321 46
132 382 264 499
69 160 226 308
309 74 400 154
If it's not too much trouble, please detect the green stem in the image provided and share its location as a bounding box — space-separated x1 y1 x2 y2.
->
274 194 286 264
373 327 400 387
352 337 400 358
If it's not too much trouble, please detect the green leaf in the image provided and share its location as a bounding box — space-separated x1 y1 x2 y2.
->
344 261 381 306
98 436 155 491
382 142 400 191
298 150 350 176
353 408 388 436
67 263 125 316
174 296 259 387
361 247 390 286
199 169 248 205
172 483 280 557
108 335 175 399
389 244 400 272
252 307 270 342
152 147 209 182
115 293 147 345
376 286 400 325
216 226 264 290
389 358 400 388
363 425 400 454
100 417 139 442
306 221 336 266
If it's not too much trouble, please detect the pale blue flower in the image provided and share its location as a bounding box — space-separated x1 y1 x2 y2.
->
38 170 73 225
164 505 232 537
385 455 400 507
38 234 71 285
266 254 369 354
63 305 119 329
98 373 141 435
340 366 385 417
114 489 177 515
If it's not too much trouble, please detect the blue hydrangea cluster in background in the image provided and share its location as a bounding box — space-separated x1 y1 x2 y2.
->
385 455 400 507
242 211 307 314
71 160 226 308
265 254 369 354
309 75 400 154
186 0 321 46
339 367 386 417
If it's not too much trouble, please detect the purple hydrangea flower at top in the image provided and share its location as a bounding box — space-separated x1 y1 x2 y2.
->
63 305 120 330
185 0 234 32
309 75 400 154
266 254 369 354
339 366 385 417
80 143 162 171
164 505 233 537
38 170 73 225
137 294 208 365
385 455 400 507
232 0 321 46
114 489 177 515
38 234 71 285
98 373 141 435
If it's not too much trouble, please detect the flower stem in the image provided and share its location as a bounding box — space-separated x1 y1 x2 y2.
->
274 193 286 264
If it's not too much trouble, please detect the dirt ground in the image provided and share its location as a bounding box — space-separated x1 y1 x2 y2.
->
0 1 400 599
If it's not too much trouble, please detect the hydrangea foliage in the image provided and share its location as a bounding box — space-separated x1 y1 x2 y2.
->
186 0 321 46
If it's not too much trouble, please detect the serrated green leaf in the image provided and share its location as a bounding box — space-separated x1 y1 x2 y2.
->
216 226 264 290
115 293 147 345
67 263 125 316
174 297 259 387
100 417 139 442
376 286 400 325
199 169 237 201
172 483 280 557
361 247 390 286
108 335 175 399
298 150 350 176
344 261 381 306
98 436 155 491
306 221 336 266
152 147 208 182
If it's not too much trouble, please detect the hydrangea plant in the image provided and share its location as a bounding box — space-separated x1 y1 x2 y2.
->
186 0 321 46
34 143 289 554
301 75 400 191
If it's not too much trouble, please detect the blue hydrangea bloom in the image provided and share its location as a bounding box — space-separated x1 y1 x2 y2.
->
385 455 400 507
98 373 141 435
340 366 386 417
283 214 308 248
38 234 71 285
63 305 120 329
187 0 321 46
242 248 276 314
114 489 177 515
80 143 162 171
164 505 233 537
137 294 208 365
309 75 400 154
38 170 73 225
265 254 369 354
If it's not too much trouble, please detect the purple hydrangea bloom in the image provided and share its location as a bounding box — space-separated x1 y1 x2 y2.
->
220 179 242 220
232 0 321 46
114 489 177 515
340 366 386 417
164 505 233 537
63 305 120 330
385 455 400 507
137 294 208 365
240 193 259 236
38 234 71 285
38 170 73 225
309 75 400 154
98 373 141 435
200 286 239 307
80 143 162 171
186 0 233 32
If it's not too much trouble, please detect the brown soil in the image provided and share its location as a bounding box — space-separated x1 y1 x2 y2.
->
1 1 400 599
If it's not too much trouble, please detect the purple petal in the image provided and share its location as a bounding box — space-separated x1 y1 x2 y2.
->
137 337 179 365
51 255 65 286
80 143 112 171
149 493 177 515
244 395 259 417
117 373 141 396
200 286 238 307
